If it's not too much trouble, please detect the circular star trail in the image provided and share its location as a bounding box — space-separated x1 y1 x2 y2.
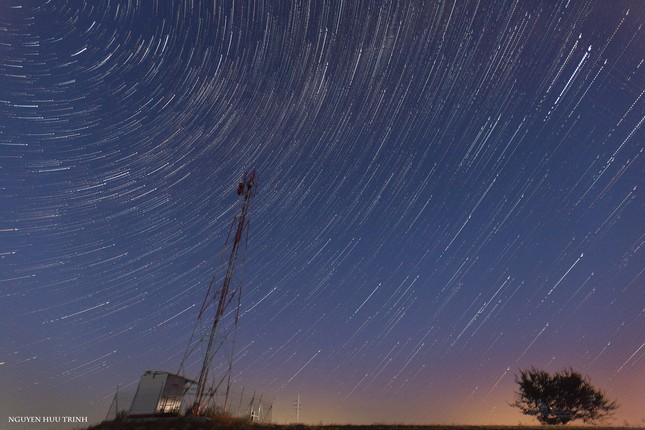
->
1 0 643 427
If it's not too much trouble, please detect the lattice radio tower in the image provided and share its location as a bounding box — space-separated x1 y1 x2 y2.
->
180 170 257 416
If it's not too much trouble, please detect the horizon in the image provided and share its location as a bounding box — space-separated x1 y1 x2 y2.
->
1 1 643 429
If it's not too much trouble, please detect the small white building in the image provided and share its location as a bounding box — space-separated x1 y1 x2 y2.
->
129 370 193 416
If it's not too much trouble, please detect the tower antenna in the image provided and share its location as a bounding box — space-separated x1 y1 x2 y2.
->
191 170 257 415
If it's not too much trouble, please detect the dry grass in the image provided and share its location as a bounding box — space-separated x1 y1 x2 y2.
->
299 426 637 430
86 414 251 430
86 416 642 430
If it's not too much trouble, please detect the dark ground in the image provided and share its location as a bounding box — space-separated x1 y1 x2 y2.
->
85 416 642 430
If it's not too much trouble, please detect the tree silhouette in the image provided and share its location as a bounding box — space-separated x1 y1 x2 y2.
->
510 367 618 425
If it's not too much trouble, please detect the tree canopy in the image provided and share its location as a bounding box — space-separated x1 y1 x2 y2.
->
510 367 618 425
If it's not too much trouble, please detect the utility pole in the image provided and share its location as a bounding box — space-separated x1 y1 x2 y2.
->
293 394 302 422
105 385 120 421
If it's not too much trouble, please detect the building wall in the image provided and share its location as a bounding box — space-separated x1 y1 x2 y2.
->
129 371 168 415
129 371 189 416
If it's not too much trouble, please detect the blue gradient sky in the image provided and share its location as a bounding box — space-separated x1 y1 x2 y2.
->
1 1 643 428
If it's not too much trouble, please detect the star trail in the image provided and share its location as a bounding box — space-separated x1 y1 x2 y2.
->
1 0 643 427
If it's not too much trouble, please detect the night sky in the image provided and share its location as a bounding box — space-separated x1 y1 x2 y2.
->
1 0 644 428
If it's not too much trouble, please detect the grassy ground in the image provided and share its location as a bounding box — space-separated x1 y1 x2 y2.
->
85 415 641 430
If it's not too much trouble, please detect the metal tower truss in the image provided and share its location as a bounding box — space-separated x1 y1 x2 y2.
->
178 170 257 416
